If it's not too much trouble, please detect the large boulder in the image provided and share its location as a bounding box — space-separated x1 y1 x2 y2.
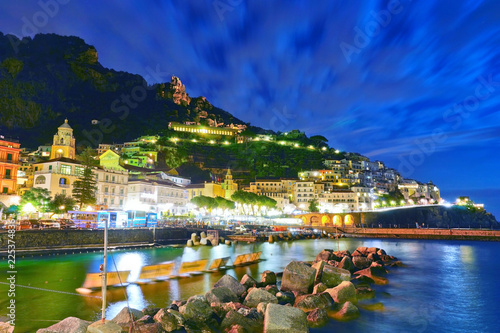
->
131 322 162 333
294 292 333 312
320 265 351 288
86 320 123 333
221 310 263 332
354 265 389 285
244 288 278 308
356 285 375 300
313 282 327 294
36 317 90 333
214 275 246 297
338 256 355 272
211 302 249 319
263 303 309 333
355 247 369 256
331 301 360 321
265 285 279 296
240 274 258 290
111 307 143 327
142 306 161 317
280 261 316 294
367 252 380 262
179 295 217 327
333 250 351 258
311 261 325 285
325 281 357 304
352 256 372 270
306 308 329 328
153 308 180 332
276 291 295 305
261 270 277 286
315 250 332 262
206 286 239 304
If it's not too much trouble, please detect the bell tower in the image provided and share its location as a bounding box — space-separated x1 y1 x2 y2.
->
223 168 236 199
50 119 76 159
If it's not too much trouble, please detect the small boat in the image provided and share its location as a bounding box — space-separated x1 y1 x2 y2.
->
76 270 130 294
135 262 175 284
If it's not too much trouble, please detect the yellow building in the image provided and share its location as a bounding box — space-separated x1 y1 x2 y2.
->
186 169 237 200
50 119 76 159
169 122 239 136
98 150 125 171
32 157 84 197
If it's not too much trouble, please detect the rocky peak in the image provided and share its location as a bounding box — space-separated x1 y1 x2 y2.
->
168 75 191 105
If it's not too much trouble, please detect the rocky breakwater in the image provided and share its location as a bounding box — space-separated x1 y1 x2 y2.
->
36 246 402 333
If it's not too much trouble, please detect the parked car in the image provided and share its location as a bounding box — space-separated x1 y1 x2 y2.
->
29 219 41 229
39 220 61 229
16 220 33 230
58 219 76 229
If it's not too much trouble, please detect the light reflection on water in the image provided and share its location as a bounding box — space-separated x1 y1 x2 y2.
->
3 239 500 332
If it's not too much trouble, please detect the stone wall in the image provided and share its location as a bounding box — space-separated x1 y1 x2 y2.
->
0 227 227 250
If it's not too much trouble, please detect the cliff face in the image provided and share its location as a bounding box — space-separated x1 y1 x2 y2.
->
363 206 498 229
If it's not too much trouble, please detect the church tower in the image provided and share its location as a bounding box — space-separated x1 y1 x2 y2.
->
223 168 237 199
50 119 76 159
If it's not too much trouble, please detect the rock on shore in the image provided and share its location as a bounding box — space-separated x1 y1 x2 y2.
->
37 246 402 332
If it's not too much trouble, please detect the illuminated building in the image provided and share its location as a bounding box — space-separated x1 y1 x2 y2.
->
49 119 75 159
0 136 21 194
168 122 240 136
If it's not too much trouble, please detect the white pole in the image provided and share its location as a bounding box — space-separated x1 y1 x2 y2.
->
102 216 108 322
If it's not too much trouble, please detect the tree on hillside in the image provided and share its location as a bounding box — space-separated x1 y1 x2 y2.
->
49 194 76 216
308 199 319 212
190 195 218 212
72 167 97 209
76 147 99 166
310 135 328 147
215 196 235 211
20 188 52 215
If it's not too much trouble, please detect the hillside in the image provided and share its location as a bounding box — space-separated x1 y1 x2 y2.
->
0 32 257 148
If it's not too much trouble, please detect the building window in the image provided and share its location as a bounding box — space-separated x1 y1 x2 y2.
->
105 175 109 182
59 177 68 185
60 165 71 175
104 187 109 194
75 167 84 177
2 187 8 193
35 176 46 184
104 198 108 205
49 165 52 171
7 153 12 161
120 199 123 206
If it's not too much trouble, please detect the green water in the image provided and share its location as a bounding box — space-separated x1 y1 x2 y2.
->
2 238 500 332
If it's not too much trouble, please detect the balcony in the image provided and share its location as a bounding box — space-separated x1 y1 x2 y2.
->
59 184 70 188
1 175 16 180
0 159 20 165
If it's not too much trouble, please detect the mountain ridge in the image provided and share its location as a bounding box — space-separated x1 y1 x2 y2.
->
0 32 261 148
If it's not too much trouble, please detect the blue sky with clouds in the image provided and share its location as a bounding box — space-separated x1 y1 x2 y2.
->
1 0 499 218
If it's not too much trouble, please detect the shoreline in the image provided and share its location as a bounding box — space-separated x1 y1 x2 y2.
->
1 227 499 257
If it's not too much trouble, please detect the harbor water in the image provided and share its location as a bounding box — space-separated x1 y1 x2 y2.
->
1 238 500 332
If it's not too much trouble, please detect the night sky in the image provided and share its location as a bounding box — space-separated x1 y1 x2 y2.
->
1 0 499 218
